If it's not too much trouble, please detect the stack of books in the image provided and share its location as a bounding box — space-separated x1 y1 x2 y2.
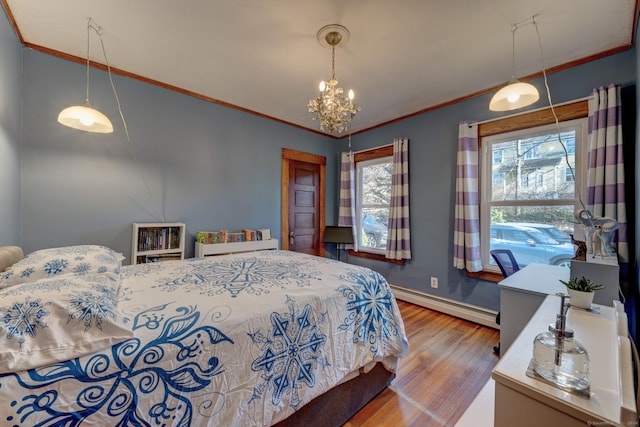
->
196 231 224 244
196 228 271 244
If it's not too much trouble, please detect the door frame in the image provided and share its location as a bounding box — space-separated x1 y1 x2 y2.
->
281 148 326 256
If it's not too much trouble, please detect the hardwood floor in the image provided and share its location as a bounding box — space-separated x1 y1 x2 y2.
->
344 300 500 427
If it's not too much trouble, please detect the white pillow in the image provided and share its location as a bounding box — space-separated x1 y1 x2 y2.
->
0 246 23 272
0 272 132 373
0 245 123 289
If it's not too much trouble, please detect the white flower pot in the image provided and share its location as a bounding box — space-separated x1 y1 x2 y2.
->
567 288 594 309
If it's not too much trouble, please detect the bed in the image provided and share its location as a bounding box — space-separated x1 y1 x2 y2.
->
0 245 409 426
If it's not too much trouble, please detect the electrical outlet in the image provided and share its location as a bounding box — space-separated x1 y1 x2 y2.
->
430 277 438 288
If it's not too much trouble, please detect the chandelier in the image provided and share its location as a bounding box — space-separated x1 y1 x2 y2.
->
308 25 360 134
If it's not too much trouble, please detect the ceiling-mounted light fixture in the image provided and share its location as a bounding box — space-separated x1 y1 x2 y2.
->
308 24 361 134
58 18 113 133
489 24 539 112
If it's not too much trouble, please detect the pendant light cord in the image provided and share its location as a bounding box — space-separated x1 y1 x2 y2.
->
85 20 91 102
510 25 516 79
88 18 166 222
88 19 128 141
531 17 601 255
532 17 586 209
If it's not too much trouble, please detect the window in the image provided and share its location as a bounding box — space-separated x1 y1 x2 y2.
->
493 149 504 164
350 145 394 256
565 168 575 182
355 155 392 254
522 142 540 159
481 118 587 271
535 170 545 190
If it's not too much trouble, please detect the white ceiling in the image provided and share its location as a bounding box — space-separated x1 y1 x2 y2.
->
4 0 636 136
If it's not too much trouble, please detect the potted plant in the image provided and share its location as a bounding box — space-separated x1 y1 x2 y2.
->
560 276 604 309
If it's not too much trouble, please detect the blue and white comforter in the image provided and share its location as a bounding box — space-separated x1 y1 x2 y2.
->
0 250 409 426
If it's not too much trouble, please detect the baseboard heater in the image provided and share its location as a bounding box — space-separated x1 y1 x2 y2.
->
390 284 499 329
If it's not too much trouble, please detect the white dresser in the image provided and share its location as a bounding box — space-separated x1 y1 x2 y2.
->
498 264 566 352
498 262 620 353
492 295 636 426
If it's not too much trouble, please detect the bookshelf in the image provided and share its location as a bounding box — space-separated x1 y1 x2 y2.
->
131 222 186 264
195 239 279 257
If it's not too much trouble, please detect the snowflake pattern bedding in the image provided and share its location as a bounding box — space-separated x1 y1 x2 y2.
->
0 248 409 426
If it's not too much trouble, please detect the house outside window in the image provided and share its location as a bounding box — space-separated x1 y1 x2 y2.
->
481 119 587 271
355 154 392 254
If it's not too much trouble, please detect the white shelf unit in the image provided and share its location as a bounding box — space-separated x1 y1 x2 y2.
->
195 239 279 257
131 222 186 264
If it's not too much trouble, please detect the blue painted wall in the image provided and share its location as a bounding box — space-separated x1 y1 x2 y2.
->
0 7 22 245
1 5 636 312
19 49 337 260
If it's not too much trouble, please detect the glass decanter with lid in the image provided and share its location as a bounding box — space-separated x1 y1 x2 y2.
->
531 293 590 392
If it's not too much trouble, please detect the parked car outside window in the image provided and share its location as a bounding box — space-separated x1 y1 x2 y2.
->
490 223 574 267
362 215 388 248
502 222 572 244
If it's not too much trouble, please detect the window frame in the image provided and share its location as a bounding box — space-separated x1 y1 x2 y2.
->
481 118 587 272
468 100 589 282
348 144 405 265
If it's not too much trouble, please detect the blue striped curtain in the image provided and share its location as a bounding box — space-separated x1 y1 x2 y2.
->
338 151 356 250
453 122 482 272
586 84 628 263
386 138 411 260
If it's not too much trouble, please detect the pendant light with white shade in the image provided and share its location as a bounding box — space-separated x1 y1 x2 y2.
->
489 23 539 112
58 18 113 133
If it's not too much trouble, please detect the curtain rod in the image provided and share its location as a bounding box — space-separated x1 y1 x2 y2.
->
347 142 393 155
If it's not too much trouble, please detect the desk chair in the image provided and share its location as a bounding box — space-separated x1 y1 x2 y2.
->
490 249 520 356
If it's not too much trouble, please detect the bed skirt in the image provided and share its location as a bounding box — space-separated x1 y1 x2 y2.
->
274 362 395 427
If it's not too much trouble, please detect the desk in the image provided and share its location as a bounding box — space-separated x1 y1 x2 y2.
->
498 264 566 353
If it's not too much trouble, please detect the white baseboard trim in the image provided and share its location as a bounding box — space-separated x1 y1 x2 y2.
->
390 285 499 329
